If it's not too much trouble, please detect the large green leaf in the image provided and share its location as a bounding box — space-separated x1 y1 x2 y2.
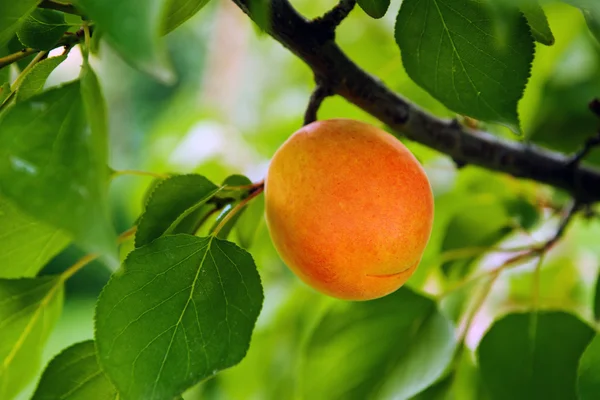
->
395 0 534 132
235 192 264 249
0 276 64 399
0 196 70 278
561 0 600 43
478 312 595 400
16 55 67 102
521 2 555 45
0 80 117 261
594 273 600 321
135 174 220 247
95 234 263 400
163 0 212 33
357 0 391 19
16 9 68 51
301 287 456 400
0 0 39 48
32 340 117 400
73 0 174 82
578 334 600 399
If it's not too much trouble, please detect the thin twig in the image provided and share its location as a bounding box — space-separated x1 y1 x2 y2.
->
304 81 334 125
567 98 600 168
312 0 357 36
38 0 82 16
0 48 37 70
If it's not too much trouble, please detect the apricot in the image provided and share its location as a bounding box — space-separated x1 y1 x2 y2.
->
264 119 434 301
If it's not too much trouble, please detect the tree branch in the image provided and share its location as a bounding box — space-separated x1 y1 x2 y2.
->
232 0 600 203
304 81 333 125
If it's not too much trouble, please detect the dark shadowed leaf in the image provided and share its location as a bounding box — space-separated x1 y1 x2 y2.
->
478 311 595 400
358 0 391 19
578 334 600 400
16 9 68 50
16 55 67 101
0 196 70 278
395 0 534 133
0 276 64 399
95 234 263 400
163 0 212 33
0 80 117 260
0 0 39 48
135 174 220 247
32 340 117 400
521 2 555 45
301 287 456 400
73 0 174 82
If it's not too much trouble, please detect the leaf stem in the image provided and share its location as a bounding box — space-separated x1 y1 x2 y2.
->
59 227 137 281
11 51 48 91
212 184 264 236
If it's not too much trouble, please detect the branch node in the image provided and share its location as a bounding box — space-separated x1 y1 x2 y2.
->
311 0 356 41
304 80 334 126
567 100 600 169
452 157 468 169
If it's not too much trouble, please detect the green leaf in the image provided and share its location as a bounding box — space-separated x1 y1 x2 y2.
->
0 276 64 399
73 0 174 82
578 334 600 399
16 55 67 102
163 0 211 34
0 83 10 104
0 196 70 278
357 0 391 19
582 7 600 43
301 287 456 400
0 81 117 260
16 9 68 51
7 35 34 71
135 174 220 247
521 2 555 46
32 340 117 400
395 0 534 133
235 193 264 249
594 273 600 321
0 0 39 48
95 234 263 400
478 311 595 400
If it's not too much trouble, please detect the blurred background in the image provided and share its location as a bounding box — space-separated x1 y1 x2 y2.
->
19 0 600 398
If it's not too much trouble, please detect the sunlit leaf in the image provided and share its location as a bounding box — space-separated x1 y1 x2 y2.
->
163 0 212 33
73 0 174 82
0 83 10 104
0 196 70 278
395 0 534 132
0 0 39 48
578 334 600 399
95 234 263 400
32 340 117 400
521 2 555 45
301 287 456 399
16 9 68 51
0 80 117 260
235 193 264 249
135 174 220 247
0 276 64 399
357 0 391 19
16 55 67 102
478 311 594 400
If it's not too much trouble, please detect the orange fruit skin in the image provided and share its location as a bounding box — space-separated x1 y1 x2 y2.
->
264 119 434 301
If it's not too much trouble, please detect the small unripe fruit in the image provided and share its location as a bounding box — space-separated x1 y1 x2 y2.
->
264 119 434 301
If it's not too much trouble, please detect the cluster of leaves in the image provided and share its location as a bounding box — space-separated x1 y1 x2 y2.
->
0 0 600 400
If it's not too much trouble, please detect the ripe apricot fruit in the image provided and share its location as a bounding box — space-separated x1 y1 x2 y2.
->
264 119 434 301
